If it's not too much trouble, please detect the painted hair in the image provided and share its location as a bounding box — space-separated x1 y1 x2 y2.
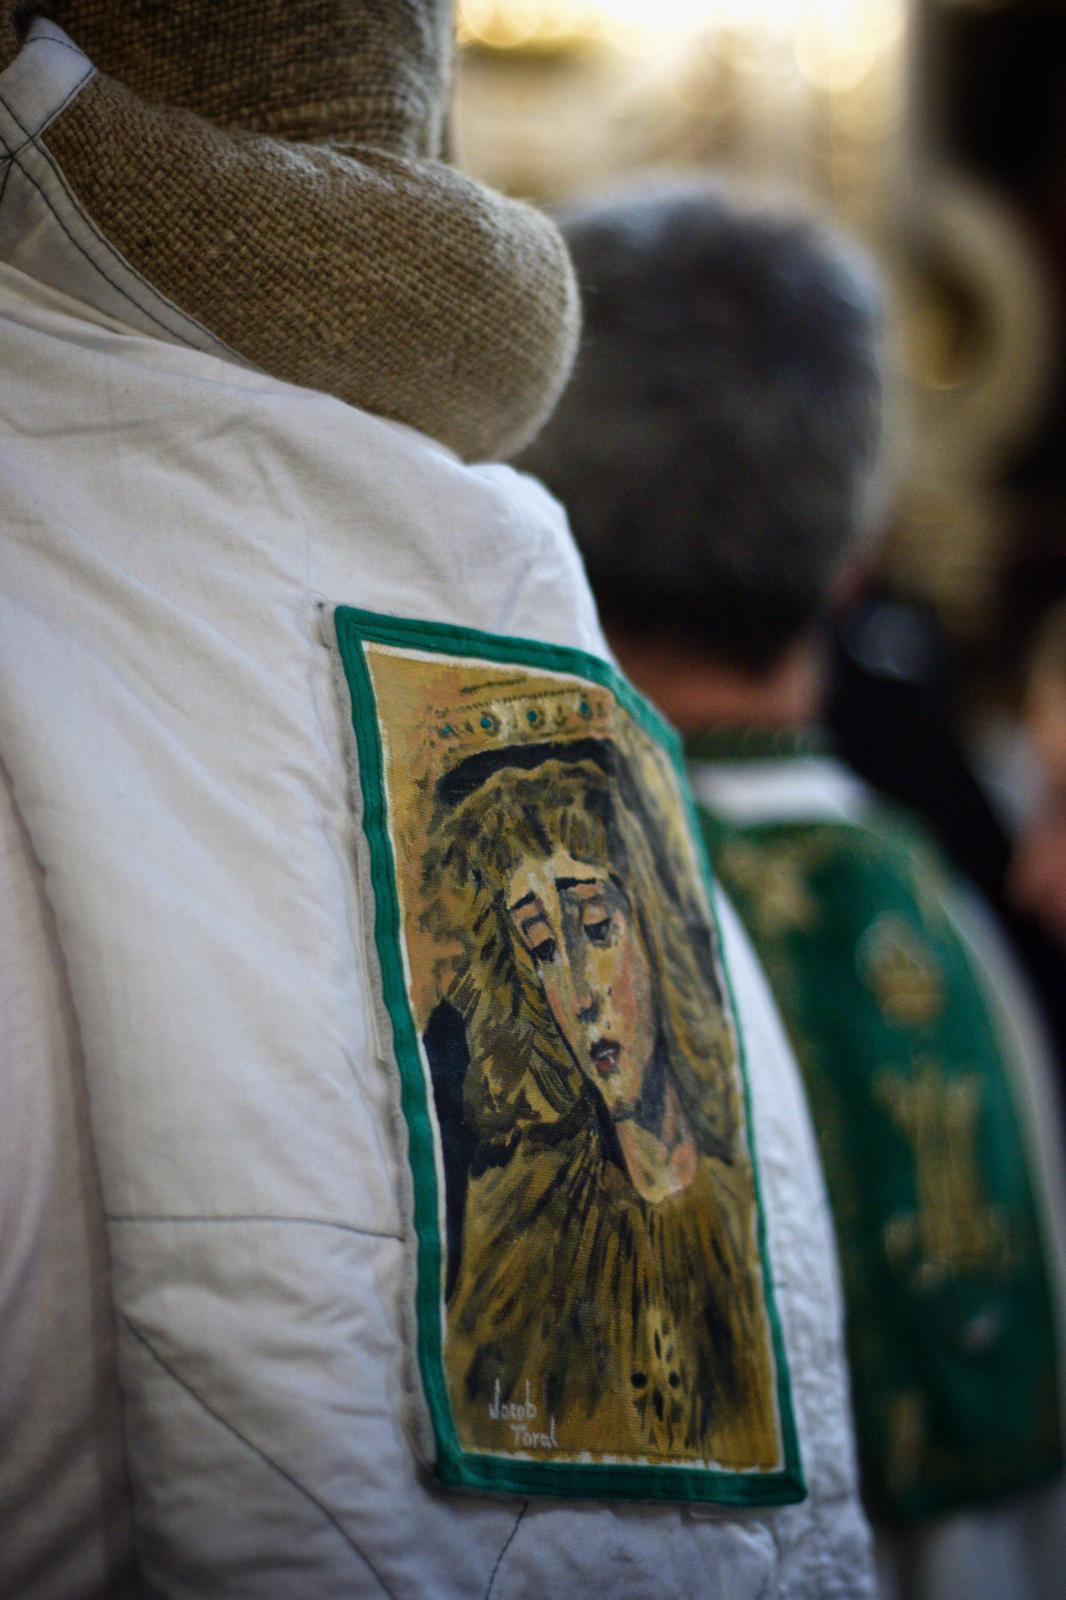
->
421 745 741 1165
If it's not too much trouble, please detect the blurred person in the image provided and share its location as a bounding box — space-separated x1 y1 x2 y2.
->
828 581 1066 1114
523 180 1066 1600
828 585 1013 910
0 7 877 1598
1011 598 1066 946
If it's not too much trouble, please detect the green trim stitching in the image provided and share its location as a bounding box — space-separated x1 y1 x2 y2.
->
335 605 805 1504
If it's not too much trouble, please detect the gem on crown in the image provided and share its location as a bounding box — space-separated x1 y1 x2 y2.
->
427 682 612 766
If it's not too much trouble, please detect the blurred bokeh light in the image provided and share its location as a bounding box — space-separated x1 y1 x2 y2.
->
454 0 1066 718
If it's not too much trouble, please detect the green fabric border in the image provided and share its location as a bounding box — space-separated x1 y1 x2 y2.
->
334 605 805 1504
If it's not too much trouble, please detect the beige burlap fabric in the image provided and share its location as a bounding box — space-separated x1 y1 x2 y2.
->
43 0 453 157
1 3 578 461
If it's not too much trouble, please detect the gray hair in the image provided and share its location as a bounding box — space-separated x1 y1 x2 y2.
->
521 181 886 673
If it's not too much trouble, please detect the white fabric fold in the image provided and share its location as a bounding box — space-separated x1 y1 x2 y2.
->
0 256 874 1597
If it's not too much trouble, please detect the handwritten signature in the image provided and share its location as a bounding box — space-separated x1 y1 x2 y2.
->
488 1378 559 1449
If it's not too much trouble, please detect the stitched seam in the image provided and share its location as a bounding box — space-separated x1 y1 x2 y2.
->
484 1502 526 1600
30 64 94 145
0 157 10 212
22 34 92 62
123 1316 399 1599
107 1212 403 1242
0 142 178 337
0 64 92 153
0 82 243 355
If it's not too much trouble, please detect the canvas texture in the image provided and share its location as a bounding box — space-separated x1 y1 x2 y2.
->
336 611 803 1501
0 3 578 461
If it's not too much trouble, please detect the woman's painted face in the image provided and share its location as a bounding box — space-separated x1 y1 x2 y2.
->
508 849 654 1117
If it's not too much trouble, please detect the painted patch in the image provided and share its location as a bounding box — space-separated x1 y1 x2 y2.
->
335 608 802 1502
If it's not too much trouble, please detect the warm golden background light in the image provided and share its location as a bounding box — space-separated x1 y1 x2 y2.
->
458 0 906 78
454 0 1066 702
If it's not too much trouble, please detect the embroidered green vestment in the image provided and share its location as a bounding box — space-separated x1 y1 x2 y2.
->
694 734 1062 1520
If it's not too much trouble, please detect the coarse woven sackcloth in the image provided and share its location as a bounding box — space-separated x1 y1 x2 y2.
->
0 2 579 460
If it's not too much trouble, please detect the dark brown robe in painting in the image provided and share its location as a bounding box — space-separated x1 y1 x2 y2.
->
446 1100 779 1468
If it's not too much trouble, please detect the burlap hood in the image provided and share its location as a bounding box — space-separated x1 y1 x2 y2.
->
0 1 579 461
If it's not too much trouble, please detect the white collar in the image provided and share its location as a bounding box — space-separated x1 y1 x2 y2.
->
688 753 873 826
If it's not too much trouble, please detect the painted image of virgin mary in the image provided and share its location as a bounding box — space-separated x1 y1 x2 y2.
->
421 738 780 1468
